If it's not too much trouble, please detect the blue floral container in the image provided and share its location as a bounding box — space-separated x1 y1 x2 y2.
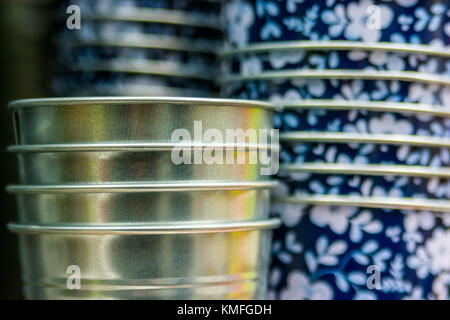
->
222 78 450 105
222 49 450 76
275 108 450 138
222 0 450 48
268 203 450 300
280 141 450 167
277 172 450 199
220 0 450 300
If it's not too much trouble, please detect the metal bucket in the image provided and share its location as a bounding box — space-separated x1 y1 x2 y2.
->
8 97 281 300
9 182 275 224
9 97 278 145
9 219 280 300
10 145 276 184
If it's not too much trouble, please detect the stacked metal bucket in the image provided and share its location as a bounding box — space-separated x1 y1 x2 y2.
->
7 97 280 299
221 0 450 299
52 0 222 97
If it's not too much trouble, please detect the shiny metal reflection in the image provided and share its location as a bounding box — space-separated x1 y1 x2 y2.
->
9 97 278 145
13 188 272 224
6 181 279 194
8 219 281 234
11 148 274 184
10 219 279 300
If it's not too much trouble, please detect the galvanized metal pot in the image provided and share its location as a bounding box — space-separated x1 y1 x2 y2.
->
9 97 278 145
10 146 275 184
9 219 280 300
9 182 276 224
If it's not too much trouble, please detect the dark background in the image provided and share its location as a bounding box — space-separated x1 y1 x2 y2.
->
0 0 53 299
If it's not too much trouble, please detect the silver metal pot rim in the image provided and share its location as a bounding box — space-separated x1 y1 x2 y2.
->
280 163 450 178
221 40 450 58
223 70 450 86
21 280 256 292
280 132 450 148
78 9 221 30
8 96 279 111
280 99 450 118
57 59 215 81
7 143 279 153
273 195 450 212
55 35 220 54
7 218 281 235
20 273 258 291
6 181 279 194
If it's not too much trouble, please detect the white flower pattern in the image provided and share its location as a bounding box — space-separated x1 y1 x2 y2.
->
223 0 450 301
223 0 450 46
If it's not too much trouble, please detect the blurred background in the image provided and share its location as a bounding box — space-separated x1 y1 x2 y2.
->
0 0 54 299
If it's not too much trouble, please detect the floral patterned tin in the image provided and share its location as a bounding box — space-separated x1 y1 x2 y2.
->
277 171 450 200
275 107 450 138
222 48 450 76
221 0 450 301
269 202 450 300
280 140 450 167
222 78 450 106
222 0 450 48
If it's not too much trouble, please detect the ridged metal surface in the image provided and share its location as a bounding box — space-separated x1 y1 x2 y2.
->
12 188 272 224
10 97 278 145
10 220 279 300
12 149 274 184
